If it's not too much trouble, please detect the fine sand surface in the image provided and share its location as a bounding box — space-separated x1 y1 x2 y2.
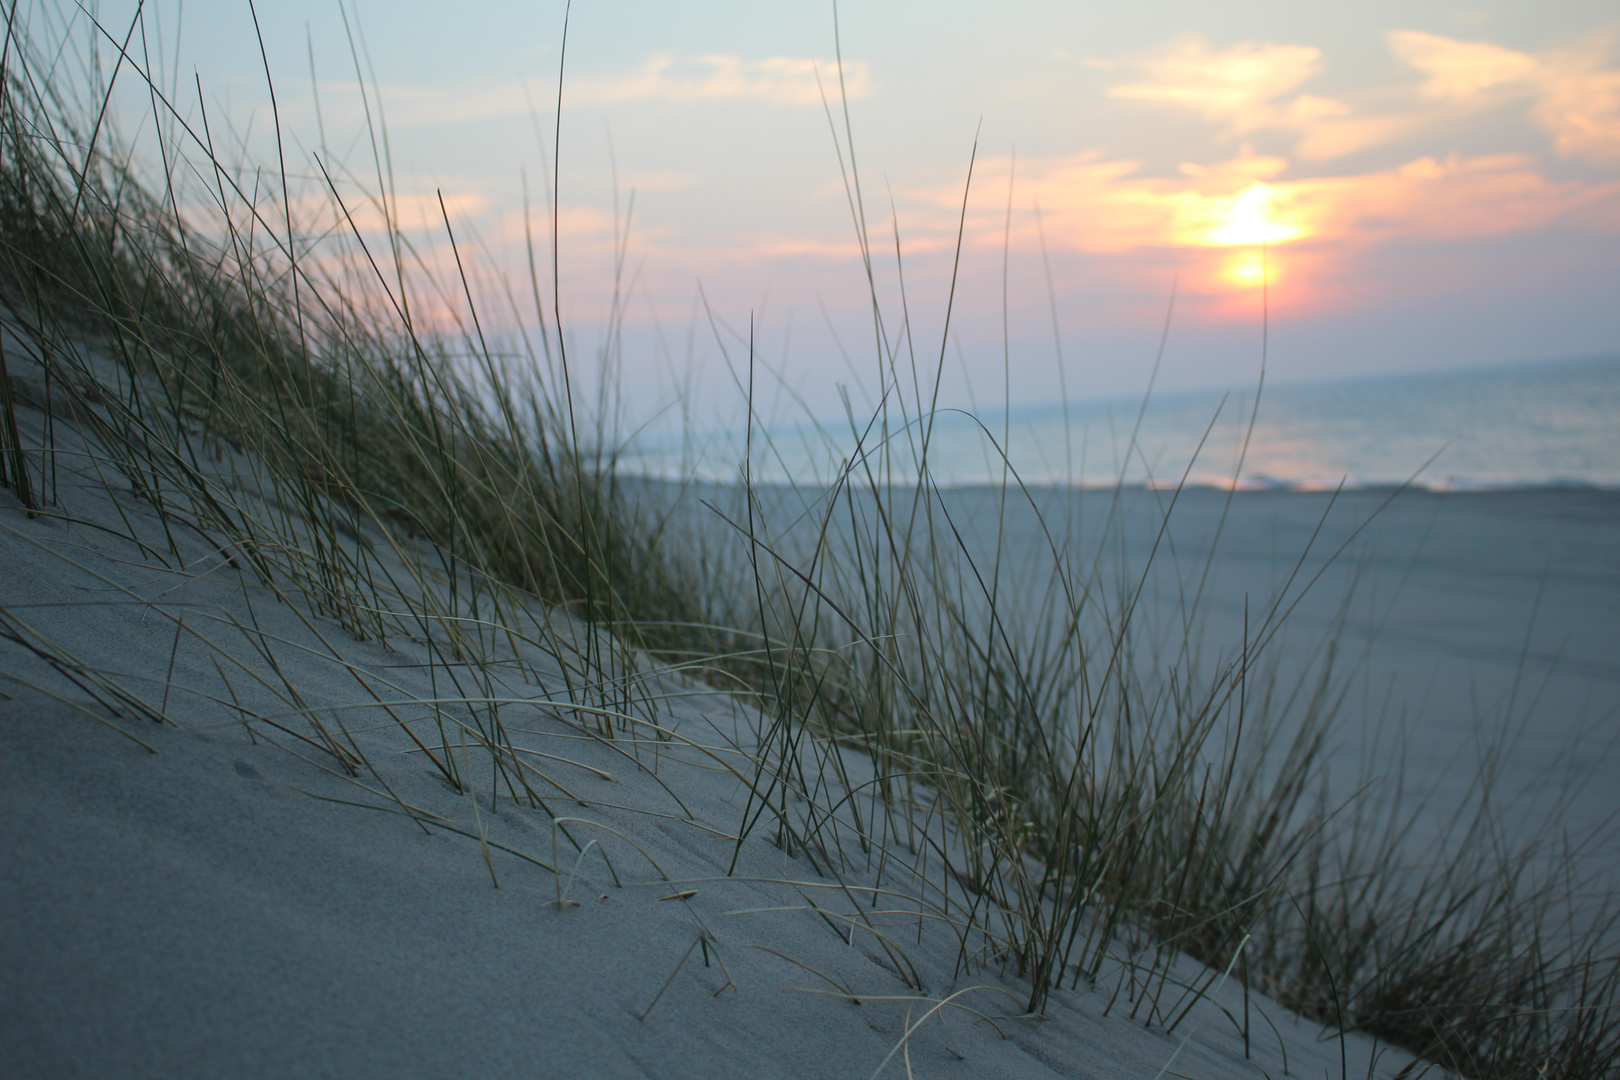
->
0 354 1464 1078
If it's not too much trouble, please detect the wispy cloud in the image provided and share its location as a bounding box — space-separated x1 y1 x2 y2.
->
1108 37 1324 136
1391 29 1620 162
1389 31 1541 101
301 54 869 132
287 189 489 236
1107 28 1620 164
568 54 870 108
1104 35 1420 161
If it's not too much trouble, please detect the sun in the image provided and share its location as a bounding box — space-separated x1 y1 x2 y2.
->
1221 250 1278 289
1182 181 1303 290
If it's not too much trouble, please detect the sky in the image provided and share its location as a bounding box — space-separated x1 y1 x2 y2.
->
39 1 1620 428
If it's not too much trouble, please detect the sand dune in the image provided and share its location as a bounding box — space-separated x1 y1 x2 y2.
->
0 331 1435 1079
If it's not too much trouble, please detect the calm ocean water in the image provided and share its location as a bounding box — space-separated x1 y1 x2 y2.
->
635 355 1620 490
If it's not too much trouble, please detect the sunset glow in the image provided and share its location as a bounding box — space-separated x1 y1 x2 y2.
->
1203 184 1305 247
1220 251 1276 290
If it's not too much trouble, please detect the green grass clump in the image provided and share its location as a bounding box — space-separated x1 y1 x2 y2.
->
1 6 1615 1079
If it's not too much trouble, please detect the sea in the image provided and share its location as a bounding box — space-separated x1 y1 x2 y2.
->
630 354 1620 492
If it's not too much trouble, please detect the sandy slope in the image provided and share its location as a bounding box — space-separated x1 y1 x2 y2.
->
3 335 1434 1079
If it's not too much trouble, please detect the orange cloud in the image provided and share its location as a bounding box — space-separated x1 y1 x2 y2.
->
1108 37 1324 136
1280 153 1615 240
1391 29 1620 162
1014 151 1614 251
1389 31 1541 100
1111 28 1620 164
1536 63 1620 161
920 153 1302 255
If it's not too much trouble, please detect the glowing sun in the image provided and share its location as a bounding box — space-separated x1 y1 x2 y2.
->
1221 251 1278 289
